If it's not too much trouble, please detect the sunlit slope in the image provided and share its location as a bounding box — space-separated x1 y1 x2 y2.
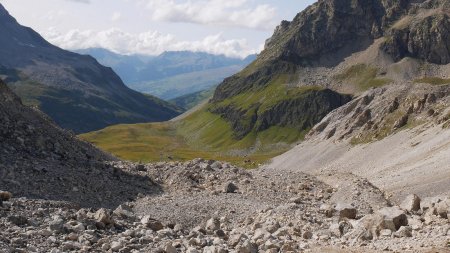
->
80 75 350 167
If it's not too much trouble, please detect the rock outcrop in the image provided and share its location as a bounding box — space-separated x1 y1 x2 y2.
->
211 89 351 139
382 0 450 64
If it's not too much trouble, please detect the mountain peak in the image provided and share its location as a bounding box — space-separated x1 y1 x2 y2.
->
0 3 16 22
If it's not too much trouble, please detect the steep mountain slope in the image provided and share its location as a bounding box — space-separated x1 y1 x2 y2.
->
83 0 450 172
76 48 256 100
264 0 450 201
0 79 158 207
0 4 181 133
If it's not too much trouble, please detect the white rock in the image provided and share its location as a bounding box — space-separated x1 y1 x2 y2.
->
377 207 407 231
110 241 122 252
400 194 421 212
380 229 392 237
94 208 113 226
164 242 177 253
186 248 199 253
206 217 220 231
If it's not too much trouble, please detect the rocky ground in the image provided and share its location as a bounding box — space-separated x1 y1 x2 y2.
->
1 159 450 253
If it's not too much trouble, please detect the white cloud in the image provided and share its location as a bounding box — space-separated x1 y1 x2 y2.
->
143 0 277 30
44 28 257 58
111 12 122 22
65 0 91 3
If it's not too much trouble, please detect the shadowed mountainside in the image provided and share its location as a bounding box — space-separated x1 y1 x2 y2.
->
0 4 181 133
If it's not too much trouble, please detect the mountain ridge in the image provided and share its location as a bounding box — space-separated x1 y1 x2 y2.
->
0 3 181 133
75 47 256 100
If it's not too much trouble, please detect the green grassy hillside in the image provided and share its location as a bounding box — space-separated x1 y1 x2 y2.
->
81 73 351 167
80 105 302 168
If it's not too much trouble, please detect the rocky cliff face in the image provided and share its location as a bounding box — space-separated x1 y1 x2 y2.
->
0 4 181 133
382 0 450 64
211 89 352 139
213 0 412 102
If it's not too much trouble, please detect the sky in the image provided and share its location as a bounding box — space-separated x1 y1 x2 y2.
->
0 0 316 58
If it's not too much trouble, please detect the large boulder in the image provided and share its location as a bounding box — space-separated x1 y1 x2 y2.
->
336 203 357 220
377 207 408 231
400 194 421 212
205 217 221 232
141 215 164 231
436 199 450 219
94 209 113 226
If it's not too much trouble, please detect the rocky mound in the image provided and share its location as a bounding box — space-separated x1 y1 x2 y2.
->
0 80 159 208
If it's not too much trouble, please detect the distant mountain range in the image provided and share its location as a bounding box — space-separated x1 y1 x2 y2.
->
0 3 181 133
75 48 256 100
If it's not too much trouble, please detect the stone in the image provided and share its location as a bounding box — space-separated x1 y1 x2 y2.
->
229 233 246 247
436 200 450 219
101 243 110 251
164 243 177 253
336 203 357 220
224 182 238 193
290 197 303 204
302 231 313 239
329 223 341 238
141 215 164 231
407 216 423 230
377 207 408 231
49 218 65 233
0 191 12 201
110 241 123 252
7 215 28 226
65 221 85 232
113 204 135 219
393 226 412 238
215 229 226 238
400 194 421 212
186 248 199 253
421 196 444 211
252 229 271 241
339 220 353 236
393 114 409 129
236 240 257 253
136 164 146 171
206 217 220 231
380 229 392 237
320 204 334 218
62 242 79 251
264 220 280 233
94 208 113 226
66 233 79 241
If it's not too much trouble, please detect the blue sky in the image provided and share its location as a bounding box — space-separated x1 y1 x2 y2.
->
0 0 316 57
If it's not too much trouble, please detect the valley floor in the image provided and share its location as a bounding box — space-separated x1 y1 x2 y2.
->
1 158 450 253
